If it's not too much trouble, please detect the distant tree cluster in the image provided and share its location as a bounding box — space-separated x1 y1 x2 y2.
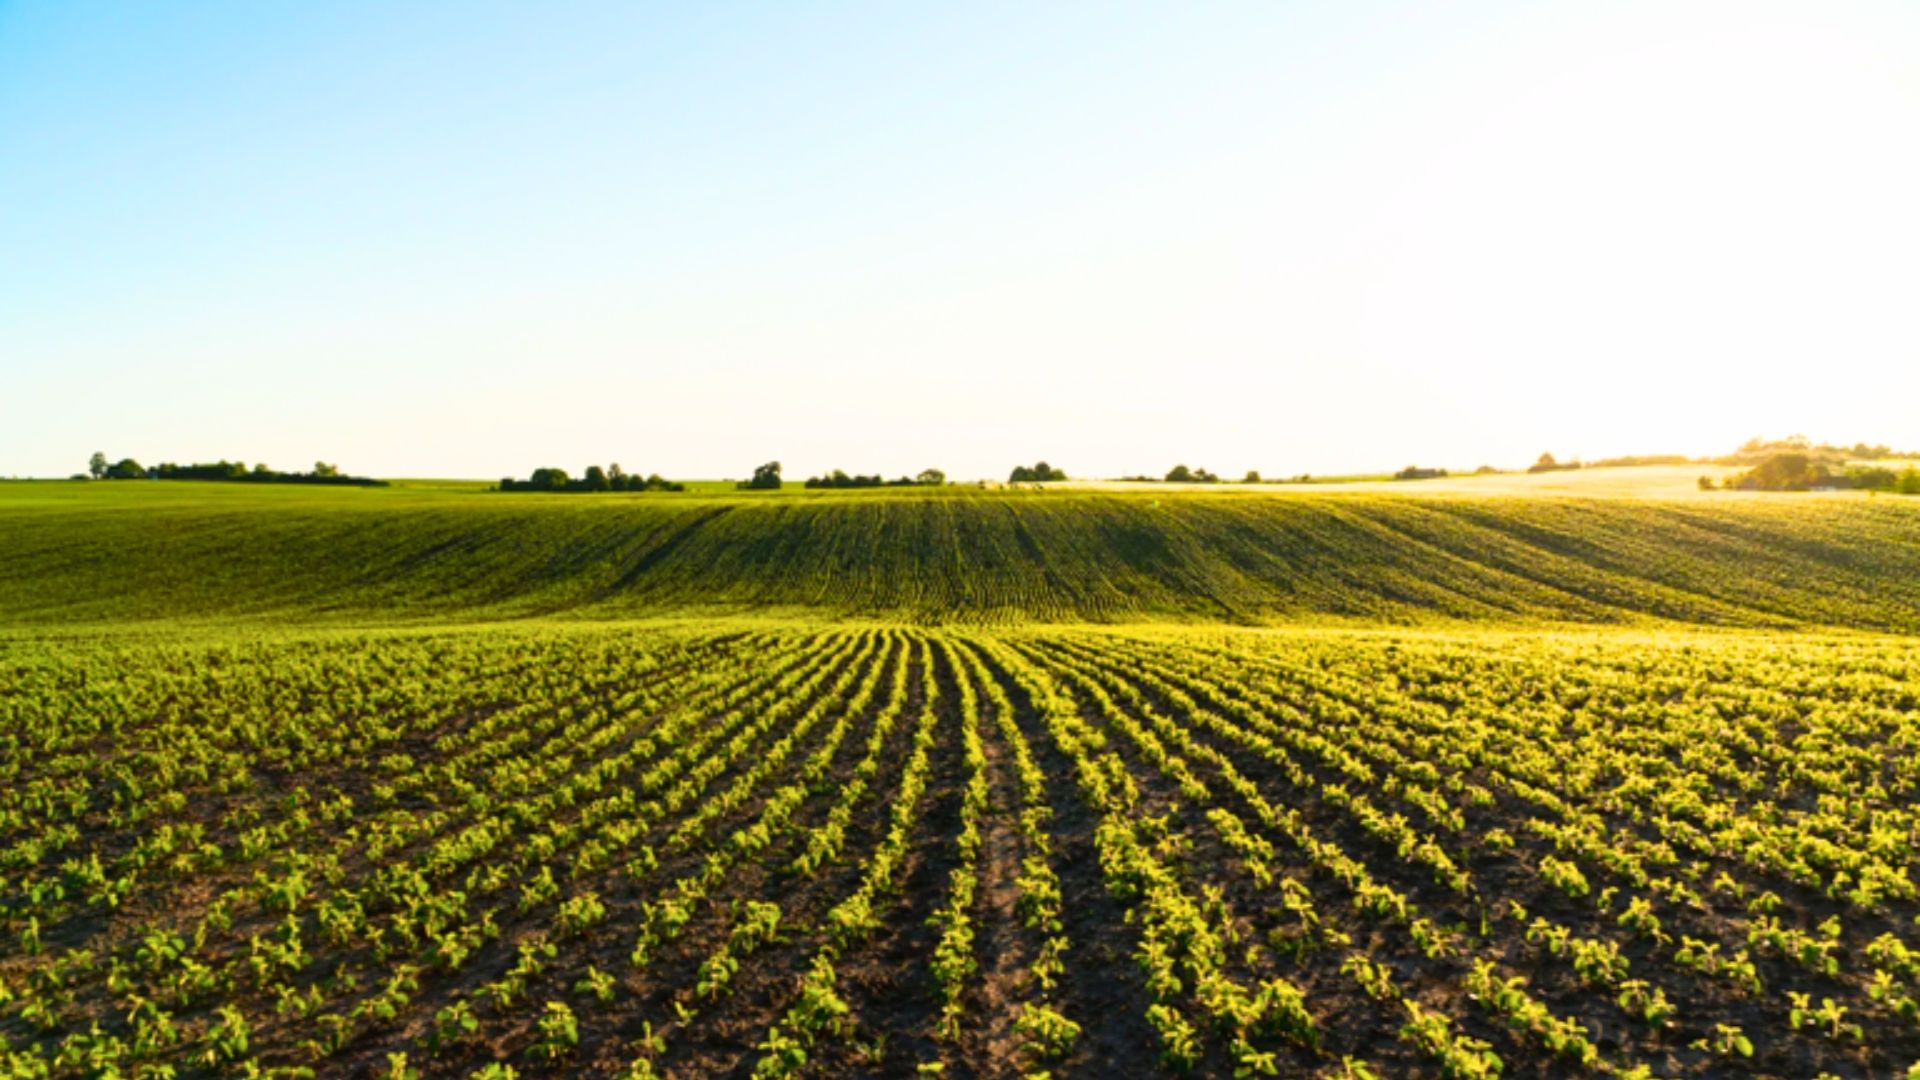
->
85 452 384 486
499 464 683 493
738 462 784 490
1008 462 1067 483
1721 452 1826 491
1393 466 1449 481
1530 452 1691 472
1707 452 1920 494
1718 435 1916 466
1119 468 1313 484
1527 438 1920 482
803 468 946 489
1584 454 1693 468
1530 451 1708 473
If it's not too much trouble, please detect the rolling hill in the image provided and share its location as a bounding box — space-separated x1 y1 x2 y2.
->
4 479 1917 630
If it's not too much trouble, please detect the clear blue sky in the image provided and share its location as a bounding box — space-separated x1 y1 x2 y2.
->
5 1 1917 480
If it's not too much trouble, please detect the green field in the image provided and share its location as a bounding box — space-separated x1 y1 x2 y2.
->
4 480 1920 1078
5 480 1920 629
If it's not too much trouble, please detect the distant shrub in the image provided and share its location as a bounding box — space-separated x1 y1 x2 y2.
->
1845 467 1898 492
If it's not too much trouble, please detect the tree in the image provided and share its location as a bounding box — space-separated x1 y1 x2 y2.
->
740 461 783 490
105 458 146 480
1748 452 1818 491
1898 467 1920 496
1165 464 1196 483
583 465 610 492
1243 471 1261 483
916 468 945 486
88 452 108 480
313 461 339 478
1009 461 1065 483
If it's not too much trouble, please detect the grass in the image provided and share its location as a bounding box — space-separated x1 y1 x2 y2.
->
2 476 1918 630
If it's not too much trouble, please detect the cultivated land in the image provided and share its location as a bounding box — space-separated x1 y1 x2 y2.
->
3 479 1920 1078
5 480 1920 629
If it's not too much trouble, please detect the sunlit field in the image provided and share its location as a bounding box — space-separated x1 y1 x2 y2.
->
5 621 1920 1078
6 480 1920 630
3 481 1920 1079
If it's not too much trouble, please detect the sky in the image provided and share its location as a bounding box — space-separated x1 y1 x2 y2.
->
4 1 1917 481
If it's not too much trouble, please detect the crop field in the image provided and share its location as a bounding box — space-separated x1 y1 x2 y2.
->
4 482 1920 1077
5 482 1920 630
5 617 1920 1079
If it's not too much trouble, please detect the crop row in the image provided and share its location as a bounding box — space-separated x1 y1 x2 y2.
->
2 622 1917 1076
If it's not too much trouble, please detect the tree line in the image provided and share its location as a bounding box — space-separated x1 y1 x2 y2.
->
83 453 386 487
1705 453 1920 494
1120 465 1226 483
498 465 684 493
804 468 945 489
734 462 954 490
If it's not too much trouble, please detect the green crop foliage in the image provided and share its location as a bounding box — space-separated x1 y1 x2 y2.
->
3 481 1919 1076
0 620 1910 1074
3 479 1920 628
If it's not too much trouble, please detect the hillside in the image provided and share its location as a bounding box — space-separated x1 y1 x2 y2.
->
4 479 1918 630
